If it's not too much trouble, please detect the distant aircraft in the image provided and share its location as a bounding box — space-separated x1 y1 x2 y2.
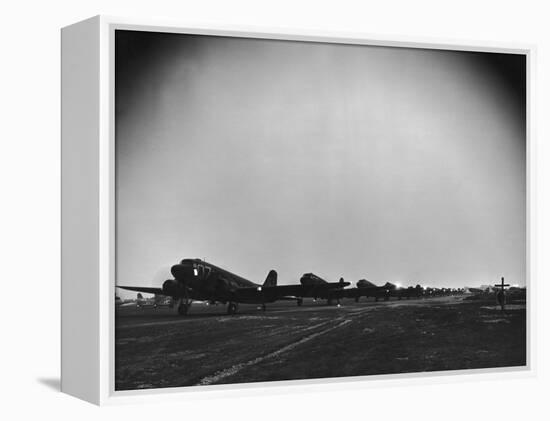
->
344 280 397 302
115 293 143 307
118 259 345 315
134 293 173 309
394 284 424 300
115 295 131 307
115 292 156 308
297 273 350 305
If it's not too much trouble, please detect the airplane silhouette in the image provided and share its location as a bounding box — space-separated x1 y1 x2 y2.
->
296 273 350 306
338 280 397 302
344 280 425 301
118 258 348 315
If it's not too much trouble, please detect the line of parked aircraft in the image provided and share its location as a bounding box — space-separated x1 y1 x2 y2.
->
117 258 465 316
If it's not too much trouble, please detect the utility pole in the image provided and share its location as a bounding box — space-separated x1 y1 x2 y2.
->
494 277 510 311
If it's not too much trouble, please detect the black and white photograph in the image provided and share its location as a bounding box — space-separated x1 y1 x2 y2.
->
7 0 550 416
114 30 527 391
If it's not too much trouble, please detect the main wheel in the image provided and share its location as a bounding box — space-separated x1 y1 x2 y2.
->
227 302 238 315
178 303 188 315
297 298 303 307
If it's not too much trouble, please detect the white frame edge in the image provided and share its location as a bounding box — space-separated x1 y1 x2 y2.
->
61 16 101 404
61 15 536 406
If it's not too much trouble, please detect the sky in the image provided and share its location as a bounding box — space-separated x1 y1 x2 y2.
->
115 30 526 296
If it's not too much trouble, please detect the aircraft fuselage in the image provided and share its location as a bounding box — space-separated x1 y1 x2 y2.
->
164 258 268 304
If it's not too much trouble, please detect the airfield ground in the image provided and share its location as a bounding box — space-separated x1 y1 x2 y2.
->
115 295 526 391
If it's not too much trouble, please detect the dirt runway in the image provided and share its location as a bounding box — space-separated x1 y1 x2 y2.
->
115 296 526 391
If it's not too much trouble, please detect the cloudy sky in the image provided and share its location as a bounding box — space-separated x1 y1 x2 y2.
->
115 30 526 295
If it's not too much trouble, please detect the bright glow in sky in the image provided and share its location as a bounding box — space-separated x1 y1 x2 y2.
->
115 32 525 297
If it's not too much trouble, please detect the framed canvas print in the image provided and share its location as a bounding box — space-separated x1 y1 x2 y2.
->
61 16 534 405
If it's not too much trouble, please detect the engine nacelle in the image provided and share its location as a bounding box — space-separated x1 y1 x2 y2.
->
162 279 186 297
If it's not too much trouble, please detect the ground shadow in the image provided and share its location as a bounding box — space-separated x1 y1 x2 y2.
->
37 377 60 392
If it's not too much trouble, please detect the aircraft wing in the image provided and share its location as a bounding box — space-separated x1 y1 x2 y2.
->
117 285 164 295
234 283 350 302
233 284 305 302
323 281 351 288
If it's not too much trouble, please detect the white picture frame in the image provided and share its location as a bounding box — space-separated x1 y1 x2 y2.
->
61 15 535 405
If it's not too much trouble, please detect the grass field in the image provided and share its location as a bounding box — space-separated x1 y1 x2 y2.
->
114 295 526 390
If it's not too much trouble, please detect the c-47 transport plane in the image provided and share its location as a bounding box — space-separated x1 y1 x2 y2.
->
341 280 398 302
117 259 348 316
344 280 425 301
297 273 350 305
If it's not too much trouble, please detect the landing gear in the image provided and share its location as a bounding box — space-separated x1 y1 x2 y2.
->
326 298 341 306
297 298 303 307
355 296 359 303
177 301 190 315
227 302 239 315
176 294 193 316
261 303 266 312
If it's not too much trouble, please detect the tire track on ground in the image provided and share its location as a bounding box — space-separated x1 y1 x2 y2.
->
195 319 353 385
195 306 379 386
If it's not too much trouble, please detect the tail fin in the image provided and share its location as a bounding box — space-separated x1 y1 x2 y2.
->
263 270 278 287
